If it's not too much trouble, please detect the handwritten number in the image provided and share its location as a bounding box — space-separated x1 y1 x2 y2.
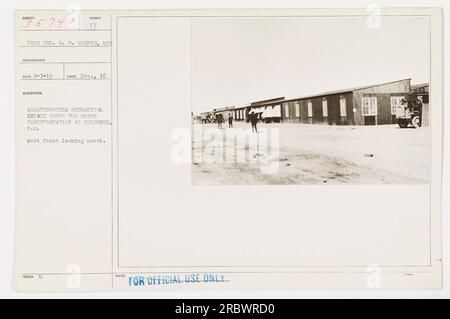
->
57 17 66 29
23 20 32 28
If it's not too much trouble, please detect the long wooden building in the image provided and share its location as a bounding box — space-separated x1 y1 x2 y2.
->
209 79 425 126
260 78 412 125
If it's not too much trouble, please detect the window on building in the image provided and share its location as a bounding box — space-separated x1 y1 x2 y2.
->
295 102 300 117
361 97 378 116
322 99 328 117
390 96 404 115
339 96 347 117
307 101 313 117
284 103 289 118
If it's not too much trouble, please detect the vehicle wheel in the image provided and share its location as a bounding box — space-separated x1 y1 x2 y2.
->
412 116 421 128
398 119 408 128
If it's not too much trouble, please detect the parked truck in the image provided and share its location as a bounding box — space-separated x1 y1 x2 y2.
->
396 93 423 128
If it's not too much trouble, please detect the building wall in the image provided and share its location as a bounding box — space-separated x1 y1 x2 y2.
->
311 97 324 124
222 79 412 126
339 93 355 125
318 93 355 125
299 100 307 123
232 108 247 121
352 79 411 125
287 92 354 125
281 101 301 123
225 108 247 121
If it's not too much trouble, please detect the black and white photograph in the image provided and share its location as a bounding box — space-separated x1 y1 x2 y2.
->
191 17 431 185
5 4 446 297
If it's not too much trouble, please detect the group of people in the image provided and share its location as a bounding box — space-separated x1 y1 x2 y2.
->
215 111 259 133
215 113 230 129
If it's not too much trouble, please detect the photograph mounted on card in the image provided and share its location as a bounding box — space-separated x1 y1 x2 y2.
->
14 8 442 292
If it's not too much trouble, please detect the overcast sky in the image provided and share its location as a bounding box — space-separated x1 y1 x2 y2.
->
191 16 430 113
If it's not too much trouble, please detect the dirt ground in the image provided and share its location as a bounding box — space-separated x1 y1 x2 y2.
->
191 121 430 185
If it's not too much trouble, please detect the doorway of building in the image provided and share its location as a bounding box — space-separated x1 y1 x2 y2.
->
364 116 376 125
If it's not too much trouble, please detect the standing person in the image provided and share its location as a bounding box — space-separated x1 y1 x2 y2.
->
228 112 233 128
217 113 223 129
250 110 258 133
